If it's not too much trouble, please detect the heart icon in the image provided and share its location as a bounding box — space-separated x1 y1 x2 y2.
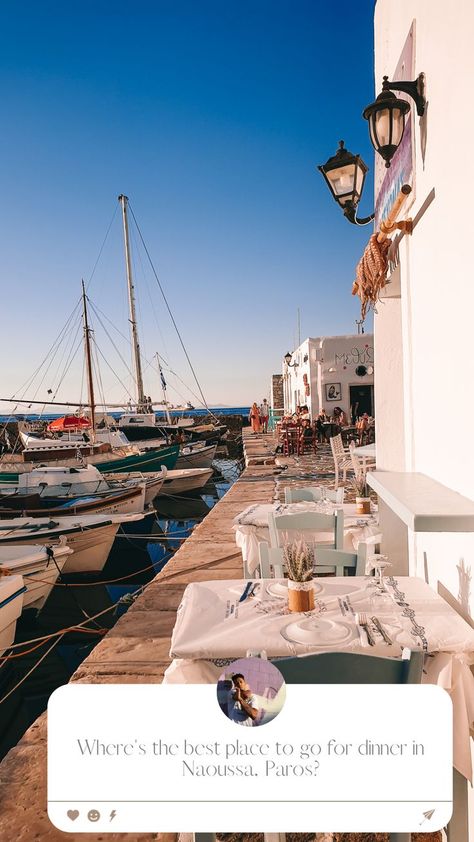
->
67 810 79 821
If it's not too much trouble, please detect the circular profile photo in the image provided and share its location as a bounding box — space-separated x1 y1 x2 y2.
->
217 657 286 727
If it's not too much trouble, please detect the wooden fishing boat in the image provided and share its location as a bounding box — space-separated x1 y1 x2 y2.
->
0 483 146 518
175 442 217 470
0 513 144 574
0 574 25 657
0 542 73 612
160 467 213 495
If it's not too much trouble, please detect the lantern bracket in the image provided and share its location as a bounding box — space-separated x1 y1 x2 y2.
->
342 202 375 227
382 73 426 117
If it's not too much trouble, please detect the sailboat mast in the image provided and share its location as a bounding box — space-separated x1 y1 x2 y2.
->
118 194 146 412
81 280 96 435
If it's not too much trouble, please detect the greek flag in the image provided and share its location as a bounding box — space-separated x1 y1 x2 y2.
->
159 365 167 390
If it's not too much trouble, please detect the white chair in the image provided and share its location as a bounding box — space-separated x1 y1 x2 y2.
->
267 509 344 551
258 540 369 578
349 440 377 476
284 485 344 504
330 433 353 489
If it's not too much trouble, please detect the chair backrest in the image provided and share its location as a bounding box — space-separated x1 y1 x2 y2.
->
284 486 345 505
330 433 345 459
273 649 424 684
258 541 369 578
349 441 364 475
268 508 344 550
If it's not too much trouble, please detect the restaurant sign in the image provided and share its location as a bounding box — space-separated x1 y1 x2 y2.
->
374 21 416 230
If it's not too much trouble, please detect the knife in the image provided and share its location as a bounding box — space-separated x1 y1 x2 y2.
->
371 616 393 645
238 582 253 602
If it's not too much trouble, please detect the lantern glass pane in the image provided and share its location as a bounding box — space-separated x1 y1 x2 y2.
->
326 163 356 198
374 108 391 146
390 108 405 146
355 164 364 199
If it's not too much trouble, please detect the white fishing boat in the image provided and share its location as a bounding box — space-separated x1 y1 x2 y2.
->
104 468 167 506
0 464 163 510
0 574 25 657
175 442 217 470
0 513 144 574
160 467 213 495
0 542 73 612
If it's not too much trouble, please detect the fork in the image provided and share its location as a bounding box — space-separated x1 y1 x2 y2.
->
358 612 376 646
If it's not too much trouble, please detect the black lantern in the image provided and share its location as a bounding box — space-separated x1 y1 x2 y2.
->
363 74 426 168
318 141 374 225
284 352 298 368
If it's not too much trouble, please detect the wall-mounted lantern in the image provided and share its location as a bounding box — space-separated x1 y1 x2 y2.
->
363 74 426 168
318 141 374 226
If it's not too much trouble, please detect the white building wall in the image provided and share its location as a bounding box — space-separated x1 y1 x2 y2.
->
285 334 374 419
374 4 474 833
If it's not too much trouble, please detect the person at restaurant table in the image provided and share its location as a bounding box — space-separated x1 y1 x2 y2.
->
259 398 269 433
332 406 349 427
227 673 259 727
356 411 370 444
315 408 328 441
299 404 310 421
249 402 261 433
299 418 315 449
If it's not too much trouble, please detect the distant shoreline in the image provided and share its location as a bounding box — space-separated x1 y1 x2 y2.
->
0 407 252 423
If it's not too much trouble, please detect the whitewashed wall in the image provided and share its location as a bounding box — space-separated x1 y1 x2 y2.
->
374 0 474 593
285 335 374 418
374 4 474 832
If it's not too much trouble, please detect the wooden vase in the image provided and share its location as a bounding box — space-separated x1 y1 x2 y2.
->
288 579 315 612
355 497 371 514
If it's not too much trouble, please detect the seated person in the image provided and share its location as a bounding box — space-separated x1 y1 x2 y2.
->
227 673 259 727
332 406 348 427
300 419 315 447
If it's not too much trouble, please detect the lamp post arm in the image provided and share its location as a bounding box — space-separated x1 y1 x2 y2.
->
343 203 375 226
383 75 426 116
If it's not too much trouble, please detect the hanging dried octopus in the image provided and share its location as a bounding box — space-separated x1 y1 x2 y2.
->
352 234 391 321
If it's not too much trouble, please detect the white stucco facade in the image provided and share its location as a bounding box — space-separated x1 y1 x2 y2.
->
283 334 374 420
373 3 474 833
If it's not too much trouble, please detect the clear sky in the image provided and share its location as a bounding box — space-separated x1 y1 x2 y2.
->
0 0 376 412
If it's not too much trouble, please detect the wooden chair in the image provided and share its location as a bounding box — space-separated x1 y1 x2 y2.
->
284 485 344 504
258 540 369 578
299 424 317 454
349 441 376 475
330 433 353 489
268 508 344 551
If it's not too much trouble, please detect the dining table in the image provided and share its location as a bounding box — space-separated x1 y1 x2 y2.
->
164 574 474 781
233 501 382 576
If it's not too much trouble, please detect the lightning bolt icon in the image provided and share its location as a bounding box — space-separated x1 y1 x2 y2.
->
109 810 116 822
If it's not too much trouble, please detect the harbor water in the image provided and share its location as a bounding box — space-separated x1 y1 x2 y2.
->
0 453 243 761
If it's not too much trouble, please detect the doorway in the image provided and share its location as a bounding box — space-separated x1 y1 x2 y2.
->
349 384 374 421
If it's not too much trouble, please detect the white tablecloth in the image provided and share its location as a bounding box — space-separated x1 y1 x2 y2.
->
167 575 474 781
233 502 381 575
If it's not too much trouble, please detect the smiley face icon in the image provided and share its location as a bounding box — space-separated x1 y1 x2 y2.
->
87 809 100 822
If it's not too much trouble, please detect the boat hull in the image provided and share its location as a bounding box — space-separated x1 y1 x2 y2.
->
0 445 179 483
175 443 217 470
160 468 213 495
0 575 25 656
0 544 72 611
0 521 122 574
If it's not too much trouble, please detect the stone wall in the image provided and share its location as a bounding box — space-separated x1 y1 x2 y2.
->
271 374 284 413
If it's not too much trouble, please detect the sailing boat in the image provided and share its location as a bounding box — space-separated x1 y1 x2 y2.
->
115 195 226 444
0 279 179 481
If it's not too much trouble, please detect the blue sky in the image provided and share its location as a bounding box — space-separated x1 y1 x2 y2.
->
0 1 376 410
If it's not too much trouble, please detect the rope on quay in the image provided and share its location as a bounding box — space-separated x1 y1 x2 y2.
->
0 634 67 706
0 588 143 657
12 556 171 588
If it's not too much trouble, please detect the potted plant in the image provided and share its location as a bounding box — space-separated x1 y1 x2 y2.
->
353 471 371 514
283 538 315 612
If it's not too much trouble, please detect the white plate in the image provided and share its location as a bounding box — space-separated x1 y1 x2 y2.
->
281 617 353 646
266 580 324 599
